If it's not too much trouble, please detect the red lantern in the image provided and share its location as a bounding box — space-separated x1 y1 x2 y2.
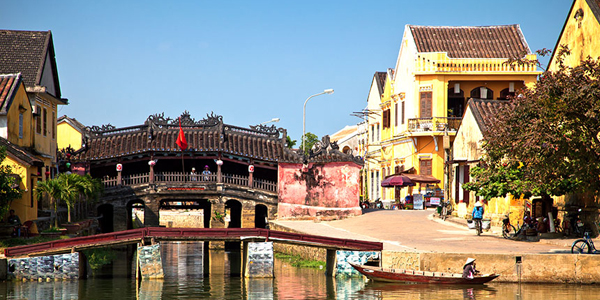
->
116 163 123 172
248 165 254 173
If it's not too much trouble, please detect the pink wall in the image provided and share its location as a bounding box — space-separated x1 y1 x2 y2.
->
278 162 362 219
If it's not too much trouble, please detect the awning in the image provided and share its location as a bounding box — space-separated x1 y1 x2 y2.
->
404 173 441 184
381 175 416 187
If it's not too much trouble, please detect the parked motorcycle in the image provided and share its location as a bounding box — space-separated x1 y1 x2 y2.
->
569 208 587 238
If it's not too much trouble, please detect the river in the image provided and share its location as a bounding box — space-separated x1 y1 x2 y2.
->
1 242 599 299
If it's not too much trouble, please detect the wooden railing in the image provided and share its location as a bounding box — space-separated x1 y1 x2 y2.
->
415 52 538 74
407 117 462 132
102 172 277 192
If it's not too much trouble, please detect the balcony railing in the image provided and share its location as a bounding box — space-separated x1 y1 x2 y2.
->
407 117 462 132
415 53 538 74
102 172 277 192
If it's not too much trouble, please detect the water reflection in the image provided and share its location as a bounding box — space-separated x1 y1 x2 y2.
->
1 242 600 299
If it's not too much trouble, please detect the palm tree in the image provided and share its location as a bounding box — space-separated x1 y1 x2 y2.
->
35 179 63 228
57 173 82 224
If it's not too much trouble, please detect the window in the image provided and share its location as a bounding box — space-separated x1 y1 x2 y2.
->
376 124 380 141
19 113 23 139
420 159 432 175
382 109 391 128
43 108 47 136
420 92 432 118
371 172 374 200
401 102 405 125
36 105 42 134
371 125 374 142
470 87 494 100
395 103 398 127
52 112 56 139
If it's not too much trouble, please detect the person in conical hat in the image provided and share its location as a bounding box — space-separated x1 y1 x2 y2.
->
462 258 479 279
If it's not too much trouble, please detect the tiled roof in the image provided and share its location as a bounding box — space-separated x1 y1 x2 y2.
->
0 73 22 115
75 113 303 163
58 115 87 132
329 125 358 143
0 136 43 167
409 25 531 58
468 99 511 137
0 30 51 87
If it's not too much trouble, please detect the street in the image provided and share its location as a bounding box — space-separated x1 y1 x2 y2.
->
274 209 575 254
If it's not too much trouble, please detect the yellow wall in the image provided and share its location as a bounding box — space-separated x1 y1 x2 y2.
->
32 98 58 160
5 83 33 147
2 156 37 223
57 121 83 150
549 0 600 71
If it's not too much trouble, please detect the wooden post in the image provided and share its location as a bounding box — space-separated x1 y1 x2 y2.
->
248 160 254 188
149 160 155 184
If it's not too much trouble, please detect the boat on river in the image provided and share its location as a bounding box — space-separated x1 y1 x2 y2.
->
349 263 500 285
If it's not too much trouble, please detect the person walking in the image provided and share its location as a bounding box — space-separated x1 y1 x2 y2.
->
472 201 484 236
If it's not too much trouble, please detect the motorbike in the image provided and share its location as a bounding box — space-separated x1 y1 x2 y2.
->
569 208 587 238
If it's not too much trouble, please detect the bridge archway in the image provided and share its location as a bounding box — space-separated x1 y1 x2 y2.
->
159 199 212 228
97 204 114 233
126 200 145 230
255 204 268 229
225 200 242 229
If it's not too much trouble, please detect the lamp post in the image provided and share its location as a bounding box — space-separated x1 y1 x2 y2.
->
260 118 280 125
303 89 334 154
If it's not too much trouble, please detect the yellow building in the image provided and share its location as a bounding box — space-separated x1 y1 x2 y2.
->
0 74 44 224
548 0 600 72
0 30 68 225
57 115 86 151
380 25 540 206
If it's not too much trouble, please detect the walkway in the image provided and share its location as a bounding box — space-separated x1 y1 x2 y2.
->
273 209 582 254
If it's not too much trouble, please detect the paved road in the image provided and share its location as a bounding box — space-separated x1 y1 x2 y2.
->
273 209 577 254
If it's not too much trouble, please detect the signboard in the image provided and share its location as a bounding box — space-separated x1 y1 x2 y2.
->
413 194 424 210
430 197 441 206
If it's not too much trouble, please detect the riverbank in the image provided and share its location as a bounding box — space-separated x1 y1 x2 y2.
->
272 209 600 284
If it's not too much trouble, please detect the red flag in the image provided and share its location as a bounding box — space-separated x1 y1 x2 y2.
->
176 117 188 150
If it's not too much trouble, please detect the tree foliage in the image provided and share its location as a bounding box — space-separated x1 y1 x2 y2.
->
300 132 319 155
465 48 600 199
36 173 103 226
0 147 23 219
286 135 297 149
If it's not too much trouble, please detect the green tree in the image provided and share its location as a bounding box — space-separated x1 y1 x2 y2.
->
35 178 63 227
286 135 297 149
0 147 23 219
300 132 319 155
465 49 600 199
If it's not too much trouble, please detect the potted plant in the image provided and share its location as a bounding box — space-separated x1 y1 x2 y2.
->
40 226 66 238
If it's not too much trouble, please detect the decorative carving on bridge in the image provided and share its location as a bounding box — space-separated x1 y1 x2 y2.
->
145 113 172 127
307 135 363 165
198 112 223 126
86 124 116 133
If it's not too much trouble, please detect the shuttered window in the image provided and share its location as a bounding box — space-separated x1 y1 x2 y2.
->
420 159 432 175
420 92 432 118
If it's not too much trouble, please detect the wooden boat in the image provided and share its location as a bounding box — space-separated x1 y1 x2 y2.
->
349 263 500 285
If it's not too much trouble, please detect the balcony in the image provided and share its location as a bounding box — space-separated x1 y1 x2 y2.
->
415 53 538 74
407 117 462 132
102 172 278 193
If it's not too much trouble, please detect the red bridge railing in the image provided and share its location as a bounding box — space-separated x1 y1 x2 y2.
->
4 228 383 257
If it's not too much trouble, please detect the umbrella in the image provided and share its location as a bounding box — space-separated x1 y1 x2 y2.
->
381 175 416 187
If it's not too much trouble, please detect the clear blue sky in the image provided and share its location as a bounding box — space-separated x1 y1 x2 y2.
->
1 0 572 142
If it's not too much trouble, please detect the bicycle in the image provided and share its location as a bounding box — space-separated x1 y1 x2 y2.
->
571 231 598 254
474 218 482 236
501 213 524 239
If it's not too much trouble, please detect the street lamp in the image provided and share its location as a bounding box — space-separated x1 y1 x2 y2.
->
260 118 280 125
303 89 334 154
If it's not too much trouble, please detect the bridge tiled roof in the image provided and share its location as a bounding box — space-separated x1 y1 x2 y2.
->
75 112 303 163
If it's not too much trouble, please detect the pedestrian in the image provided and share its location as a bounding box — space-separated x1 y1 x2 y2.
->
523 211 533 228
462 258 479 279
190 167 198 181
202 165 211 181
7 209 21 237
472 201 484 234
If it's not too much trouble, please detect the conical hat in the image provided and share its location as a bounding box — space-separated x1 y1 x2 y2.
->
464 258 476 267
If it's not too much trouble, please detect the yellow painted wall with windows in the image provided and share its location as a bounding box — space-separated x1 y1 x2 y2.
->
5 83 33 148
57 121 83 150
32 99 58 160
548 0 600 72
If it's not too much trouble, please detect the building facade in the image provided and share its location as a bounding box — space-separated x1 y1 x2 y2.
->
378 25 540 206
